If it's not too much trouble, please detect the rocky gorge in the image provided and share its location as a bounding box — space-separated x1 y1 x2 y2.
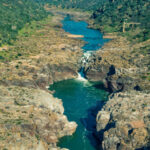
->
96 91 150 150
49 12 150 149
0 8 149 150
83 35 150 149
84 36 150 92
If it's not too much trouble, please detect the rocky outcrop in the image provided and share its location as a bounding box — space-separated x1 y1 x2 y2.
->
0 12 83 149
96 111 110 131
84 37 150 92
84 36 150 149
0 13 83 90
0 86 77 150
0 45 82 89
96 91 150 150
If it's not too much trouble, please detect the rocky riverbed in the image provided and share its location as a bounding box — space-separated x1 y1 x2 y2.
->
0 8 150 149
83 35 150 149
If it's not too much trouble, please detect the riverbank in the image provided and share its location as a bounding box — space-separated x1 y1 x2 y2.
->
0 14 84 88
49 10 150 149
0 11 85 149
83 34 150 149
97 91 150 150
84 36 150 92
0 8 149 149
0 86 77 149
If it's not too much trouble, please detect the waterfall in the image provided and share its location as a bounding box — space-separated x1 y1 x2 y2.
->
77 68 87 81
77 51 92 82
81 51 92 65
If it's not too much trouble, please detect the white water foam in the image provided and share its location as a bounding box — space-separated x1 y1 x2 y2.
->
82 127 87 150
81 51 92 64
46 86 49 89
77 72 87 82
76 51 93 82
84 51 92 58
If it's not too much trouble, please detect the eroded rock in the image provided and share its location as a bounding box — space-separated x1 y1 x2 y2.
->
96 91 150 150
0 86 77 150
84 37 150 93
96 111 110 131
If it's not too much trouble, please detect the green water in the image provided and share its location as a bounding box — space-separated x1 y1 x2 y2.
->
49 16 109 150
50 79 108 150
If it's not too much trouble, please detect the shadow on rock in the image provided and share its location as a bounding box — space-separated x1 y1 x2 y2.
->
93 82 109 92
80 100 106 150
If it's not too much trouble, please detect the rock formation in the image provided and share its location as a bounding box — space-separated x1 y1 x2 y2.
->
85 36 150 149
84 37 150 92
0 86 77 150
96 91 150 150
0 12 82 149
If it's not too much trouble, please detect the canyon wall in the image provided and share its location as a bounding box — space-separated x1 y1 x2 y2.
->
84 36 150 149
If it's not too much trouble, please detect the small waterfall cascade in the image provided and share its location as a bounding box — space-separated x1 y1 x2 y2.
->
77 51 93 81
77 68 87 81
55 17 110 150
81 51 92 66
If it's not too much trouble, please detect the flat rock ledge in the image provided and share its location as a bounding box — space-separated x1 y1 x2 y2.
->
96 91 150 150
0 86 77 150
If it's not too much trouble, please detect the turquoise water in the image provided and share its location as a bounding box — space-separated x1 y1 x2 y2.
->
49 16 109 150
62 16 109 51
50 80 108 150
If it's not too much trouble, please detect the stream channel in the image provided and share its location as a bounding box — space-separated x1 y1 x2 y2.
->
50 16 109 150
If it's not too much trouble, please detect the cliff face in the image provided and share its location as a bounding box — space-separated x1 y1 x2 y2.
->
0 7 149 149
84 37 150 93
83 35 150 149
0 86 77 150
96 91 150 150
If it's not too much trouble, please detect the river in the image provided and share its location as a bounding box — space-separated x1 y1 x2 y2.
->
50 16 109 150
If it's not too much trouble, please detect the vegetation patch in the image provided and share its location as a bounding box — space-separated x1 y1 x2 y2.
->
92 0 150 42
0 15 52 62
0 0 48 46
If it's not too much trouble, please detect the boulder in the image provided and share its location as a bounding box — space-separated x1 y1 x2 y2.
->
96 111 110 131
